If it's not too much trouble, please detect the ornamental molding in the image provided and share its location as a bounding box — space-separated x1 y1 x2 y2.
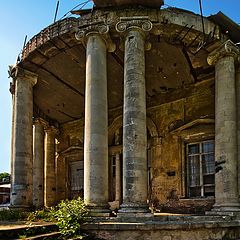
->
207 40 239 66
44 125 59 135
8 65 37 86
33 117 49 129
75 21 116 52
116 16 153 51
116 16 153 33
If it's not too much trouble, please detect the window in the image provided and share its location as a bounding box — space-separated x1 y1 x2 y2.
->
187 140 215 198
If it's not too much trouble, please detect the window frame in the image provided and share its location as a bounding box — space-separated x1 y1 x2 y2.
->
186 139 215 198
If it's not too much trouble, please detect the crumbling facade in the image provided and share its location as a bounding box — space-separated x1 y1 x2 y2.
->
8 0 240 239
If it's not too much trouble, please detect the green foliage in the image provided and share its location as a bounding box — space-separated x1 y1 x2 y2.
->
27 208 54 222
0 172 10 182
18 235 27 239
51 197 88 238
0 209 28 221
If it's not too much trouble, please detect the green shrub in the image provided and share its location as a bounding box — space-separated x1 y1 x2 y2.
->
27 208 54 222
0 209 28 221
51 197 88 238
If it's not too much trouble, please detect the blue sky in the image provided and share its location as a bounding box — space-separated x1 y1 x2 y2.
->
0 0 239 173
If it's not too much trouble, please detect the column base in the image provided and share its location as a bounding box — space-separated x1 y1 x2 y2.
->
213 202 240 211
117 203 152 220
9 204 33 211
118 203 150 213
206 202 240 216
87 203 111 217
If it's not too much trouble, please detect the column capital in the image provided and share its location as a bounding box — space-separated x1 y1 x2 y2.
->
207 40 239 66
33 117 49 129
236 55 240 72
116 16 152 34
75 22 116 52
8 65 38 86
45 125 59 136
116 16 152 51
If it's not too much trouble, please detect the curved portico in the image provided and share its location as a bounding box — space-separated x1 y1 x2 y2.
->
9 4 240 216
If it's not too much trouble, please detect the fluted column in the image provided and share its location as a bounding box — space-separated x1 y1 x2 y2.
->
44 126 58 207
116 17 152 213
9 66 37 209
208 40 240 212
33 118 47 208
236 57 240 199
75 24 115 213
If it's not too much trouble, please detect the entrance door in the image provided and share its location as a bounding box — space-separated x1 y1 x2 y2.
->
69 160 84 199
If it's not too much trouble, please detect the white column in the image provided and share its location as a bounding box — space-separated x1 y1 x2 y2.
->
75 24 115 215
115 153 121 203
84 33 109 212
208 40 240 212
33 118 46 208
9 66 37 209
44 126 57 207
116 18 152 213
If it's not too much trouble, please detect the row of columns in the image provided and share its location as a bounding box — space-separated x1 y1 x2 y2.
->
79 21 240 213
75 18 153 213
9 66 58 209
10 20 240 214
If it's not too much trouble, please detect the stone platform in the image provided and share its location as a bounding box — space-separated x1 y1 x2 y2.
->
83 214 240 240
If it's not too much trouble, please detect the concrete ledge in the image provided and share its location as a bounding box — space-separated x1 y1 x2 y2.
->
82 217 240 240
83 220 240 231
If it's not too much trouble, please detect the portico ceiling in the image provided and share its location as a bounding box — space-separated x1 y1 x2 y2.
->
18 7 224 125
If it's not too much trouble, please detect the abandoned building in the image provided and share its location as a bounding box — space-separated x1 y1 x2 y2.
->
8 0 240 239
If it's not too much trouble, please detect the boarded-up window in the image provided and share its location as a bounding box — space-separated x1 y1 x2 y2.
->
187 140 215 198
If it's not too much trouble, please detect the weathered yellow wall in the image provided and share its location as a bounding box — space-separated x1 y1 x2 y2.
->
148 79 215 206
58 79 215 211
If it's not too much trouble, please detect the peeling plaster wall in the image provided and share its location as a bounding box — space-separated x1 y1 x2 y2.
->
148 78 215 212
56 119 84 202
56 78 215 211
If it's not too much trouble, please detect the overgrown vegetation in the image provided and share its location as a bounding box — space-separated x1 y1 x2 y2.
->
0 197 90 239
27 208 53 222
52 197 89 238
0 209 28 221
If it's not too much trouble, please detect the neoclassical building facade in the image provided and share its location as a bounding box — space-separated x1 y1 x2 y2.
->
9 1 240 220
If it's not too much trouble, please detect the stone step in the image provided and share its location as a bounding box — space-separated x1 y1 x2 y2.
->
0 222 57 240
153 214 233 222
89 213 236 224
13 231 60 240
